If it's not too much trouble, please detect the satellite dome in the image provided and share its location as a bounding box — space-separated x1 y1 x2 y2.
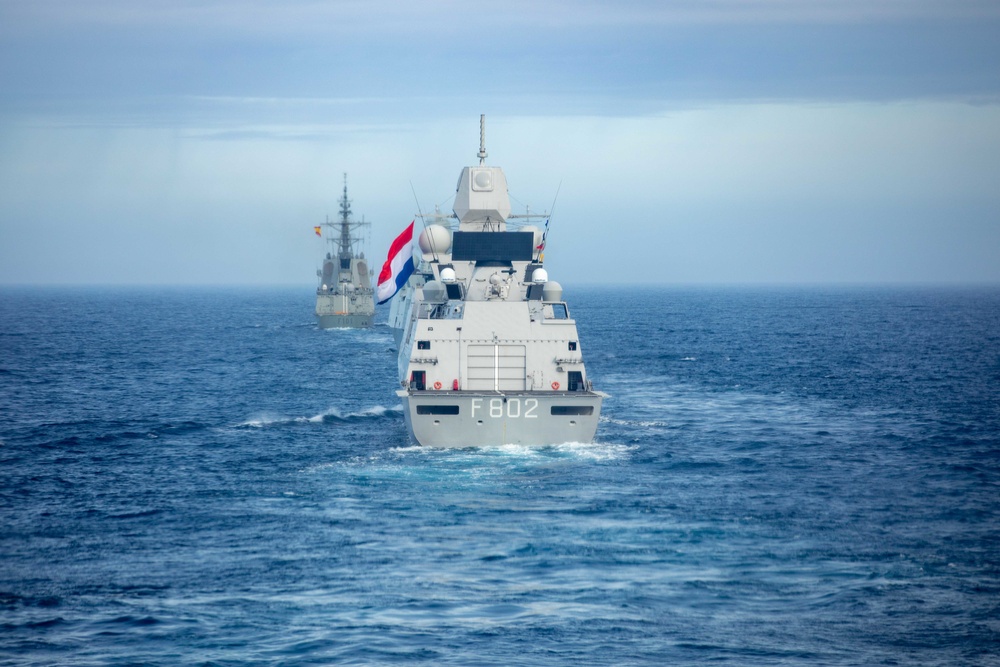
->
422 280 447 303
418 225 452 257
531 267 548 283
440 267 457 283
541 280 563 302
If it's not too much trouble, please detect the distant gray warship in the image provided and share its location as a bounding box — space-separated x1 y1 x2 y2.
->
391 116 604 447
315 175 375 328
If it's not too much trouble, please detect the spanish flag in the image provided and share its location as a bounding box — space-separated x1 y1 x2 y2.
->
313 226 322 237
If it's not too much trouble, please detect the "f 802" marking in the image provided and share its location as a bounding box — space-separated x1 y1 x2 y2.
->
471 398 539 419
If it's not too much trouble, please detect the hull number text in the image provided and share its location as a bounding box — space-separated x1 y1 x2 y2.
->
471 398 539 419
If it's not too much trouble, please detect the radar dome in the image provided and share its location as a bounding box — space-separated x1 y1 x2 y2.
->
541 281 563 302
530 267 548 283
440 267 457 283
418 225 452 257
422 280 447 304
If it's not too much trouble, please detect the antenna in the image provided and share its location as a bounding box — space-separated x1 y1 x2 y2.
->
478 114 487 165
410 181 439 264
535 180 561 262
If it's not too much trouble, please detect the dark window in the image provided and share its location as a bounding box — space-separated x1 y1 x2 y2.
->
551 405 594 416
568 371 584 391
452 231 534 261
445 283 464 300
409 370 426 391
340 258 351 270
417 340 431 350
417 405 460 415
568 341 577 351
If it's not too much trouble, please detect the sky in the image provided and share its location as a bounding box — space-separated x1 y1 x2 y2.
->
1 0 999 286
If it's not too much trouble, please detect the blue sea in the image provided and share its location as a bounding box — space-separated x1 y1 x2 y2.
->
1 285 999 666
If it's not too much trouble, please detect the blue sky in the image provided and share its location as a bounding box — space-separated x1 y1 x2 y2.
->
2 0 999 285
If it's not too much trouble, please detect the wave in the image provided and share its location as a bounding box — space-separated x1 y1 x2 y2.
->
601 416 670 429
237 405 404 428
319 327 394 345
387 440 637 462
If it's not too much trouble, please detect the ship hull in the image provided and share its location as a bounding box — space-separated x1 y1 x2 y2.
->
315 293 374 329
316 313 374 329
397 390 604 448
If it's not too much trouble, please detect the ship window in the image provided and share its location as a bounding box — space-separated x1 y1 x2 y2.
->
568 341 577 351
547 304 568 320
551 405 593 416
568 371 584 391
340 258 351 270
417 340 431 350
417 405 460 415
409 371 426 391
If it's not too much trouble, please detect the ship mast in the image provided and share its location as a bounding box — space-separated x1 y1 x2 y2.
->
478 114 487 165
338 173 354 259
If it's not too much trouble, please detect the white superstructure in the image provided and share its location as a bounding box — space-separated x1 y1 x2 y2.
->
392 117 604 447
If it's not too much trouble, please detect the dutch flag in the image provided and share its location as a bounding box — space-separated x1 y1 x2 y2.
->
376 220 416 304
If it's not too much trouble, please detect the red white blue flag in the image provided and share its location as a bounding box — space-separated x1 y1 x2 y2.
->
377 221 416 304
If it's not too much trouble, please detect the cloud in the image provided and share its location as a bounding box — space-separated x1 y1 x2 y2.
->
2 103 999 285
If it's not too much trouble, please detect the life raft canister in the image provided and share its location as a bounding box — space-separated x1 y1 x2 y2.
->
452 379 459 390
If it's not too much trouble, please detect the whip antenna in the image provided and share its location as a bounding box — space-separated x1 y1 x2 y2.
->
478 114 487 165
410 181 438 263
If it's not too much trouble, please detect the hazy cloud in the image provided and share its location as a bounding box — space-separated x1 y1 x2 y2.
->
1 0 998 285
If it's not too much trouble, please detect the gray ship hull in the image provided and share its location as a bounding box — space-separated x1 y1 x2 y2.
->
317 313 374 329
397 389 605 448
315 292 374 329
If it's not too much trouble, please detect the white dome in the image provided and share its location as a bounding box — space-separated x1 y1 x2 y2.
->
541 280 563 302
531 267 548 283
422 280 447 303
440 267 457 283
418 225 452 257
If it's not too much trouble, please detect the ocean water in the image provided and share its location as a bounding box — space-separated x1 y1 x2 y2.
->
1 285 998 666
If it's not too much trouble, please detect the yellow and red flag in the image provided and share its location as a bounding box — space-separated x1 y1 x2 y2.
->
313 226 322 237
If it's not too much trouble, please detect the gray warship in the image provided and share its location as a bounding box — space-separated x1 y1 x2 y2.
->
315 175 375 328
392 116 604 447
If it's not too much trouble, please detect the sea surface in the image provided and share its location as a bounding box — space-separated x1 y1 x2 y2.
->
1 285 999 666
